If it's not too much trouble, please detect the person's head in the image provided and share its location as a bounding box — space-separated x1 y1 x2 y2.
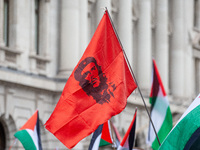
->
74 57 108 103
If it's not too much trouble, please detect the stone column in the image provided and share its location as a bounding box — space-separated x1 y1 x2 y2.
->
137 0 152 92
184 0 195 98
170 0 185 98
79 0 88 57
58 0 80 77
0 0 4 45
96 0 111 26
9 0 30 71
154 0 169 92
118 0 133 67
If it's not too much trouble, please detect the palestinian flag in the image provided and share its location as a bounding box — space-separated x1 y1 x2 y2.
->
159 94 200 149
111 121 122 148
89 120 113 150
147 59 173 150
14 110 42 150
117 108 137 150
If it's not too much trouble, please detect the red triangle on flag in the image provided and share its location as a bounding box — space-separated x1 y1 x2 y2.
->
20 110 38 131
101 121 113 144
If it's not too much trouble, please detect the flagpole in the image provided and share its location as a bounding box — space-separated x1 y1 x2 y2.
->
108 120 115 150
8 138 17 150
106 8 161 146
110 122 115 150
110 121 116 150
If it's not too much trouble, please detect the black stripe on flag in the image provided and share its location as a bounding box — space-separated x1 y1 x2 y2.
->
128 114 136 150
184 127 200 150
88 124 103 150
36 111 43 150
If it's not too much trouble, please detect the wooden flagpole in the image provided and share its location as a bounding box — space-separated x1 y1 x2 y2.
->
106 8 161 146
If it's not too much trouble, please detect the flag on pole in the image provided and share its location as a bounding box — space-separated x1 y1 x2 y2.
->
88 124 103 150
89 120 113 150
147 59 173 150
117 108 137 150
111 121 122 148
159 94 200 149
44 10 137 149
14 110 42 150
99 120 113 147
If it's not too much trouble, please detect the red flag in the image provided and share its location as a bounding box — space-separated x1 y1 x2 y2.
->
44 10 137 149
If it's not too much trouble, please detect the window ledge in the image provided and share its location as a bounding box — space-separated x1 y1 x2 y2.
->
88 0 96 3
0 46 22 54
29 54 50 62
0 46 22 69
193 45 200 58
193 44 200 50
193 27 200 33
29 54 51 76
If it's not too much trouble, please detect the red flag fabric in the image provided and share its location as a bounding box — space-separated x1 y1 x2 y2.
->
44 10 137 149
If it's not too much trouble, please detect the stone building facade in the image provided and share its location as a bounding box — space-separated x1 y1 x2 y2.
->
0 0 200 149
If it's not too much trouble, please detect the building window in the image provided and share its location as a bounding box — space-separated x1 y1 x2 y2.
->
194 0 200 29
30 0 50 75
3 0 9 46
35 0 40 54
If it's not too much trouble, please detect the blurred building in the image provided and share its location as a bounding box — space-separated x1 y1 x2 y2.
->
0 0 199 149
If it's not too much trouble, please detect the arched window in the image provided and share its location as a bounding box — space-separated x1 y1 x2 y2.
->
0 122 6 149
3 0 9 46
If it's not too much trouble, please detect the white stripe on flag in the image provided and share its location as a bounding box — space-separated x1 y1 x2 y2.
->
171 93 200 131
178 94 200 123
27 127 39 150
148 88 169 144
91 133 102 150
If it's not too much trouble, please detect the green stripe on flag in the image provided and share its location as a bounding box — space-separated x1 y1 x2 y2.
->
150 97 157 108
14 130 37 150
152 107 173 150
99 139 111 147
159 105 200 150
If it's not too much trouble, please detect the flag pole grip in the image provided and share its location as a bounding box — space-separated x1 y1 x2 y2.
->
105 8 161 146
